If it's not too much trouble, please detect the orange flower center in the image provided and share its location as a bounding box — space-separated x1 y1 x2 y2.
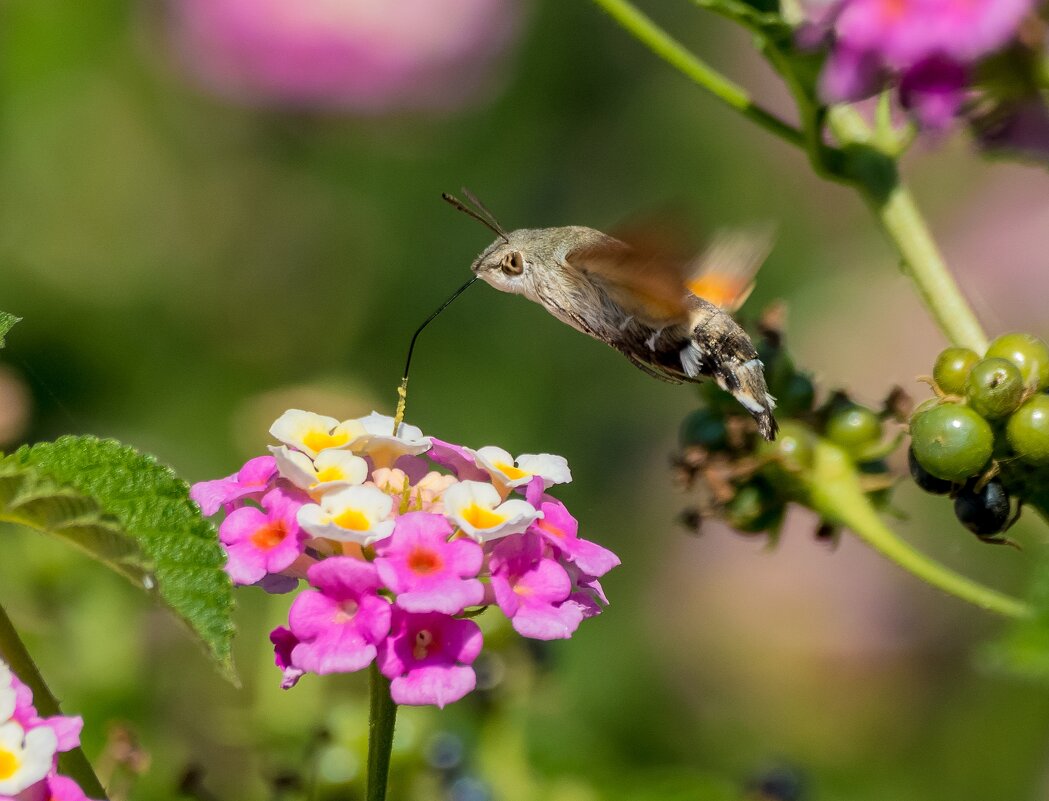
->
407 547 442 575
537 519 566 540
251 521 287 550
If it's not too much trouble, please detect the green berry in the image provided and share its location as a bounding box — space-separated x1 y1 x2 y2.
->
986 332 1049 390
1006 394 1049 464
825 404 883 455
965 357 1024 419
909 403 993 482
933 347 979 395
725 481 783 533
908 447 953 495
679 408 728 450
757 421 814 472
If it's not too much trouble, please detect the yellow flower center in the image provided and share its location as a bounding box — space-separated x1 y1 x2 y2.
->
314 466 345 484
0 748 19 780
462 503 506 530
495 461 529 481
333 508 370 531
303 429 349 454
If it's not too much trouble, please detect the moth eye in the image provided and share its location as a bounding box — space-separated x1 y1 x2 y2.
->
501 251 524 276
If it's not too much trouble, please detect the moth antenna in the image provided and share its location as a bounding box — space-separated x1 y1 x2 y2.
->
442 191 510 244
461 187 509 240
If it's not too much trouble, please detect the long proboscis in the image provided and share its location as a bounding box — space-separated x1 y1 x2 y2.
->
393 274 479 433
442 190 509 243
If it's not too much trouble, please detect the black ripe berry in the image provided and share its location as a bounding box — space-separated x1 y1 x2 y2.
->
954 479 1011 537
908 447 952 495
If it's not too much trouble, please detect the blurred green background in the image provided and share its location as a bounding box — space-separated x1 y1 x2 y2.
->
2 1 1049 799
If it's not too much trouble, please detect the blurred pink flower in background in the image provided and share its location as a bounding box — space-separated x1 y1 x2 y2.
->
170 0 524 113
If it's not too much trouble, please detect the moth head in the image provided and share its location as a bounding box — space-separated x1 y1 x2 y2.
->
471 239 533 295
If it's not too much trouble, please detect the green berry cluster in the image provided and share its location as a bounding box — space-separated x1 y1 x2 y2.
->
909 332 1049 541
677 317 900 541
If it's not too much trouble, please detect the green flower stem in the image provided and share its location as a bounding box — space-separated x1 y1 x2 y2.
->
804 441 1031 619
590 0 805 149
872 184 989 354
366 663 398 801
0 601 109 799
827 107 990 354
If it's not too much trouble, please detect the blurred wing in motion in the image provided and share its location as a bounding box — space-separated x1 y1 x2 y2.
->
686 226 774 312
564 228 692 324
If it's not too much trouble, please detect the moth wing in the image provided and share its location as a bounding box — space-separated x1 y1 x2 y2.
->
564 235 691 323
685 226 774 313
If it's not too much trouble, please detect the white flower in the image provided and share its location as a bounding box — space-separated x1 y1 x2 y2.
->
0 721 57 795
0 661 14 722
297 485 396 546
473 446 572 490
269 409 366 458
270 446 369 493
347 412 431 467
442 480 540 542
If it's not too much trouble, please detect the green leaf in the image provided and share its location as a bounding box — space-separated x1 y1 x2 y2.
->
0 312 19 349
4 436 236 678
0 461 152 585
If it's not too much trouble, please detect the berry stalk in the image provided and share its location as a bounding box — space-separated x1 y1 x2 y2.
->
806 440 1031 619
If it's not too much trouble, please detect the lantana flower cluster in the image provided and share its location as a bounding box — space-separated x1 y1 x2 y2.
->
0 659 95 801
192 410 619 708
805 0 1039 130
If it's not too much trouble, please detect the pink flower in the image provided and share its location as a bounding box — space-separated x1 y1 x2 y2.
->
898 56 968 131
270 627 305 689
489 534 585 640
528 499 620 579
190 455 277 516
287 558 391 676
219 487 308 586
40 775 95 801
378 610 482 708
427 439 490 482
812 0 1036 128
170 0 522 113
374 513 484 615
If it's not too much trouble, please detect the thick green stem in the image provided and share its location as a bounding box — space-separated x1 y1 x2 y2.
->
0 602 109 799
827 108 989 354
868 184 989 354
805 441 1031 619
366 664 398 801
590 0 805 149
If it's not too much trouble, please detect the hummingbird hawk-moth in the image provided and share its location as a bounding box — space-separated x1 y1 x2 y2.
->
443 191 779 440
